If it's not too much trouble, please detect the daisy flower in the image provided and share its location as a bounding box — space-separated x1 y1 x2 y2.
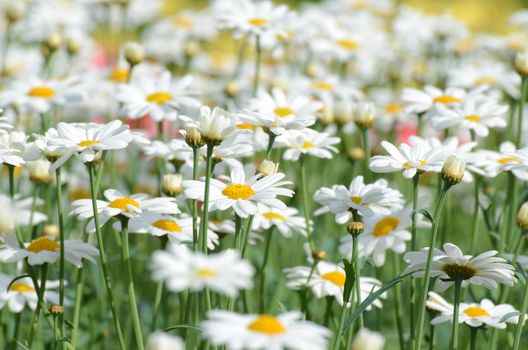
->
117 71 200 121
0 274 64 313
180 106 238 145
183 164 293 218
400 85 467 114
276 129 340 161
369 140 449 179
284 261 385 307
500 146 528 181
427 292 521 329
0 116 12 134
432 97 508 137
70 189 180 233
240 88 322 136
0 131 39 167
252 203 307 238
150 244 254 297
314 176 404 223
47 121 133 171
339 202 430 266
404 243 517 292
201 310 331 350
0 234 98 267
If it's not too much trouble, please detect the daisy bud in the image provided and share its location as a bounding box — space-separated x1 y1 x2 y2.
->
334 101 352 126
257 160 279 176
5 2 25 23
124 42 144 66
184 40 200 59
311 249 327 261
185 127 204 148
347 221 364 237
43 224 60 238
162 174 183 197
348 147 365 161
441 155 465 186
66 37 81 55
351 328 385 350
43 33 62 53
28 160 53 185
353 102 375 129
515 51 528 77
49 304 64 316
517 202 528 231
224 81 239 98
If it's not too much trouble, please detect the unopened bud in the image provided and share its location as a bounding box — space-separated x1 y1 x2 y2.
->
43 224 60 238
224 81 239 98
348 147 365 161
162 174 183 197
257 160 279 176
185 127 204 148
353 102 375 129
441 155 465 186
311 249 327 261
5 2 25 23
28 160 53 185
517 202 528 231
43 33 62 52
347 221 364 236
184 41 200 59
123 42 144 66
65 37 81 55
49 304 64 316
515 51 528 77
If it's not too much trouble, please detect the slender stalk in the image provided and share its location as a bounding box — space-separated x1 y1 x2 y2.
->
392 254 405 350
120 218 144 350
151 236 168 332
192 146 200 251
55 168 66 339
259 229 274 312
360 127 370 182
414 184 450 350
416 113 425 137
11 311 21 350
516 77 527 147
300 261 318 315
252 35 262 97
71 264 85 348
409 173 420 346
87 164 126 350
352 235 364 328
7 164 15 198
513 253 528 350
500 173 516 253
28 264 48 347
200 145 214 253
299 155 315 250
470 327 478 350
1 23 12 79
264 132 276 160
240 216 255 258
469 177 480 253
451 280 462 350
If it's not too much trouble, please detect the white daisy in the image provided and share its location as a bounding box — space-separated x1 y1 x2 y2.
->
276 129 340 161
0 116 12 134
401 85 466 114
469 142 527 179
252 203 307 238
0 131 39 167
150 244 254 297
0 274 64 313
180 106 238 145
201 310 331 350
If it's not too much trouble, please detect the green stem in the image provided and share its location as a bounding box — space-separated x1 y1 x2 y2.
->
417 113 424 137
516 77 527 147
55 168 66 338
7 164 15 198
265 133 276 160
414 184 450 350
469 177 480 253
28 264 48 347
409 173 420 346
352 235 364 328
0 23 12 79
392 254 405 350
513 254 528 350
500 173 516 253
470 327 478 350
301 262 318 315
87 164 126 350
300 155 315 251
252 35 261 97
151 236 167 332
451 280 462 350
11 312 21 350
200 145 214 253
259 229 274 312
120 218 144 350
240 216 255 258
71 264 85 348
360 127 370 182
192 146 200 251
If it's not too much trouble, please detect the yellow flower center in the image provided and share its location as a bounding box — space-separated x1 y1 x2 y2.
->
146 92 173 105
273 107 295 118
433 95 461 104
475 76 496 86
108 197 140 211
222 184 255 200
337 39 359 50
248 18 269 27
247 315 286 335
497 156 521 164
463 307 490 318
302 141 314 149
312 81 334 91
77 140 100 147
403 160 427 168
385 102 402 114
351 196 362 204
197 268 217 278
236 123 254 129
108 68 129 83
152 219 181 233
263 212 286 221
26 237 60 253
174 17 193 29
465 114 481 122
321 271 346 286
27 86 55 99
372 217 400 237
9 282 35 293
441 263 477 280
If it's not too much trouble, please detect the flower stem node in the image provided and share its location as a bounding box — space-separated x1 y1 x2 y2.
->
347 221 364 237
162 174 183 197
517 202 528 231
311 249 327 262
441 155 465 187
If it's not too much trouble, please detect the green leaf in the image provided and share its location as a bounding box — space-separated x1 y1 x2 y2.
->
6 274 31 291
412 209 434 223
342 272 411 334
342 258 355 304
163 324 201 333
275 300 289 313
500 311 520 323
514 262 527 285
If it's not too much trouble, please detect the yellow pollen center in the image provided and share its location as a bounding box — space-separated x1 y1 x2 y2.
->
321 271 346 286
372 217 400 237
273 107 295 118
197 268 217 278
77 140 100 147
403 160 427 168
497 156 521 164
351 196 362 204
263 212 286 221
433 95 461 104
27 86 55 99
248 315 286 335
109 68 129 83
248 18 269 26
337 39 359 50
312 81 334 91
302 141 314 149
108 197 140 211
222 184 255 200
236 123 254 129
9 282 35 293
152 219 182 233
475 76 496 86
146 92 173 104
174 17 193 29
465 114 481 122
385 102 402 114
463 307 490 318
26 237 60 253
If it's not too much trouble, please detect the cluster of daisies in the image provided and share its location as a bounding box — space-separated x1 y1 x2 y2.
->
1 0 528 349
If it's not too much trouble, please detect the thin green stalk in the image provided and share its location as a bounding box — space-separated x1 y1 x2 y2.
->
120 218 144 350
300 155 315 251
28 184 39 230
352 235 364 328
264 133 276 160
414 184 450 350
259 229 274 312
252 35 261 97
516 77 527 147
332 299 349 350
71 264 85 348
55 168 66 339
87 164 126 350
500 173 516 253
451 280 462 350
11 312 21 350
7 164 15 198
232 34 248 80
200 145 214 253
192 146 200 251
392 254 405 350
151 236 168 332
300 261 318 315
513 249 528 350
0 23 12 79
28 263 48 347
416 113 424 137
409 173 420 346
470 327 478 350
240 216 255 258
360 127 370 182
